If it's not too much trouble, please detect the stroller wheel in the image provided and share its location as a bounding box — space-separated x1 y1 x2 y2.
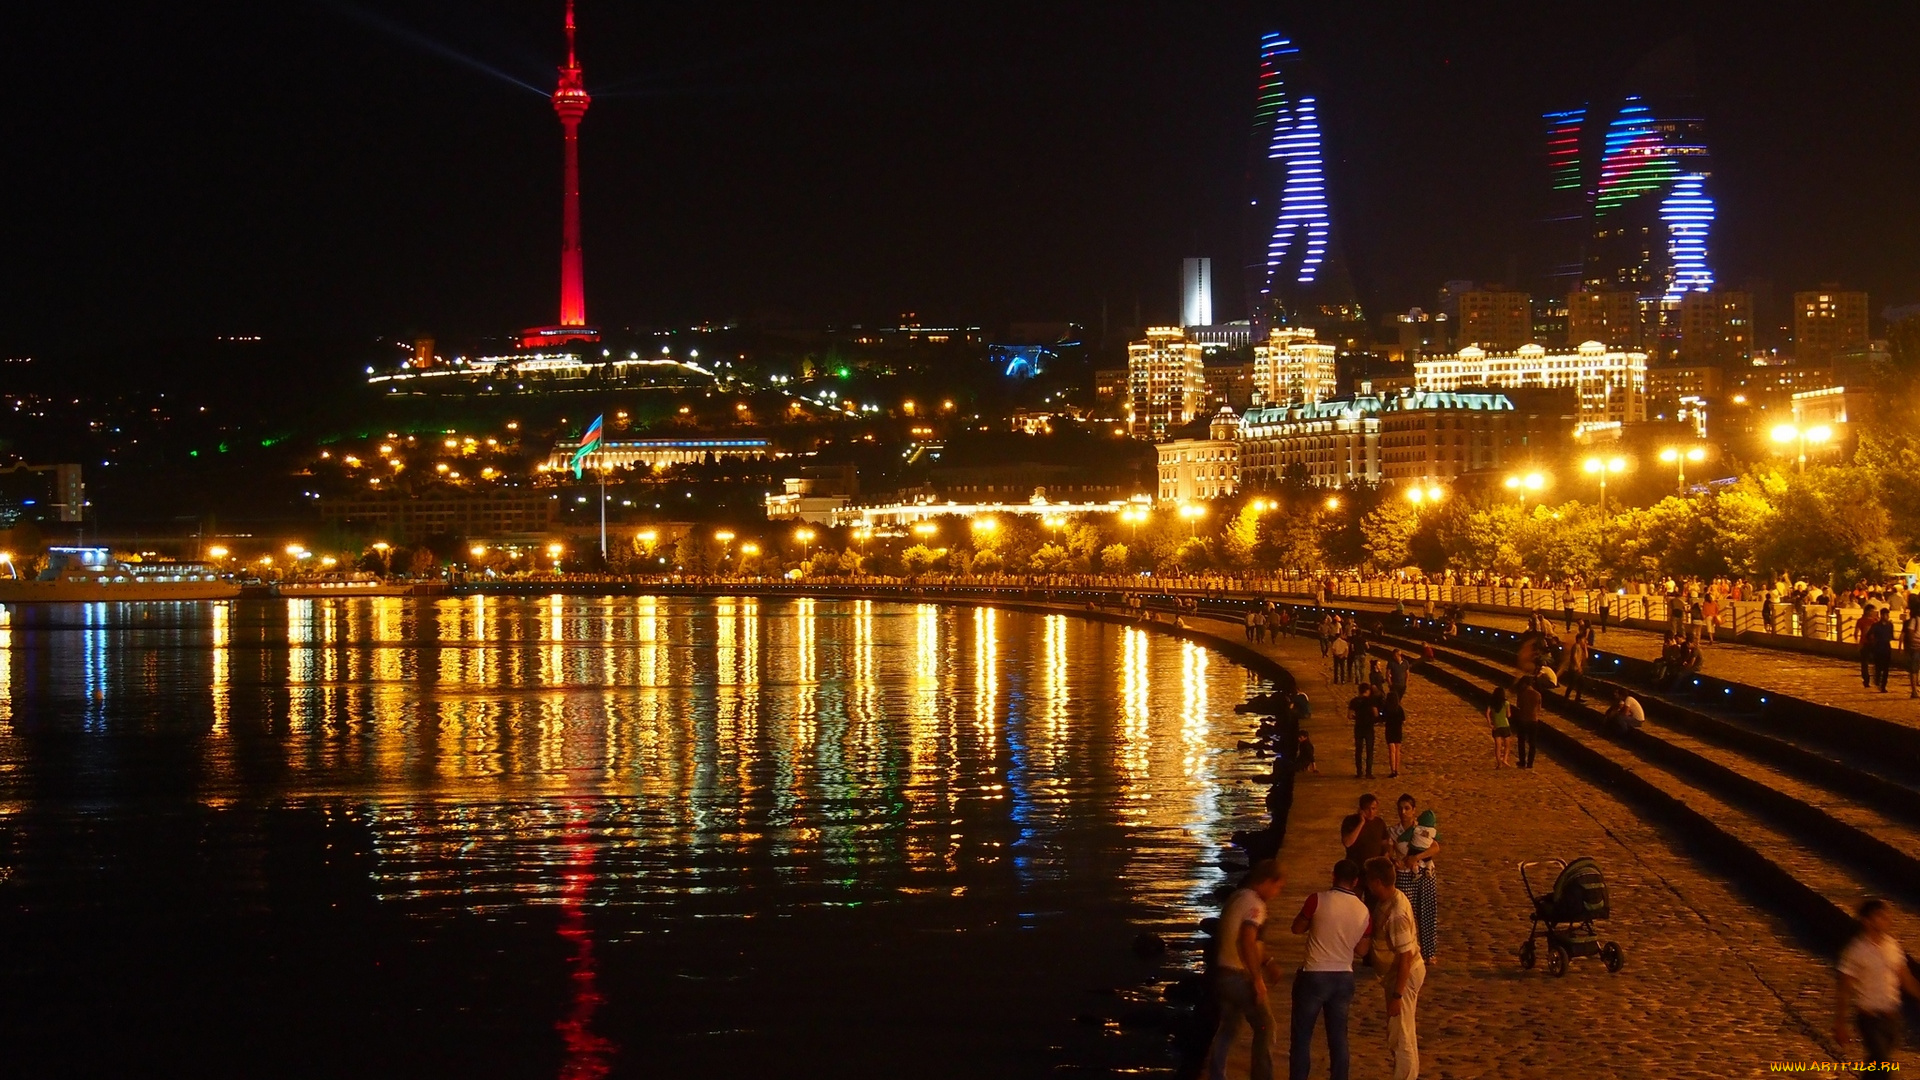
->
1547 944 1570 977
1602 941 1624 973
1518 940 1536 970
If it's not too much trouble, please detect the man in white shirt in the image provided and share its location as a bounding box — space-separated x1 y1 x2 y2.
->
1603 687 1645 735
1208 859 1286 1080
1835 898 1920 1063
1287 860 1371 1080
1363 857 1427 1079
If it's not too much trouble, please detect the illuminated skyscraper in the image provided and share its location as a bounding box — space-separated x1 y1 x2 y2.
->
1244 32 1359 332
1545 91 1716 360
1181 258 1214 329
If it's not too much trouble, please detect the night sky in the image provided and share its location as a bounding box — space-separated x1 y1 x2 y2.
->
4 1 1916 352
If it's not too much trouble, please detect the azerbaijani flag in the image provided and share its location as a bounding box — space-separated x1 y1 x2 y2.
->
569 414 604 478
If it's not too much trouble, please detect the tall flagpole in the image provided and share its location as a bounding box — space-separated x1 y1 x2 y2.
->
599 474 607 561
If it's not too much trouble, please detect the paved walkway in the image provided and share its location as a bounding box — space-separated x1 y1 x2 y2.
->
1191 615 1855 1079
1332 599 1920 729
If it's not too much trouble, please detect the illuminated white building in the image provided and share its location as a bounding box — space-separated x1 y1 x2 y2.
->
546 437 772 472
1156 407 1240 503
1413 341 1646 434
1127 327 1207 441
1252 326 1337 405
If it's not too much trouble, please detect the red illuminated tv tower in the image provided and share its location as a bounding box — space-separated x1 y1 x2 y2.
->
522 0 600 350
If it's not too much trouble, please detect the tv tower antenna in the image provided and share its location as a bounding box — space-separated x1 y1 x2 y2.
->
522 0 599 349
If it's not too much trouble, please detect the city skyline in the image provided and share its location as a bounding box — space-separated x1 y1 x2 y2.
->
3 3 1917 355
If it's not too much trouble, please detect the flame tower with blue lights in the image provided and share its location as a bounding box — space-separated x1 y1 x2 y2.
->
1244 32 1360 333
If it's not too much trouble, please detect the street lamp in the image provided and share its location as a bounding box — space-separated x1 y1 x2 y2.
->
207 546 229 560
794 526 816 559
1119 506 1148 542
1503 471 1548 508
971 516 1000 538
1657 445 1707 493
912 522 938 541
1769 423 1832 471
1324 495 1342 511
1178 503 1206 538
1581 455 1628 512
1404 485 1445 506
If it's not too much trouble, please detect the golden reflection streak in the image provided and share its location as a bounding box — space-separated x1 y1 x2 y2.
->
210 602 230 735
1120 626 1151 785
634 595 659 687
1040 614 1069 772
0 606 11 725
373 597 403 685
972 606 998 738
851 599 878 758
439 598 463 686
793 597 817 750
548 593 566 688
1181 641 1209 777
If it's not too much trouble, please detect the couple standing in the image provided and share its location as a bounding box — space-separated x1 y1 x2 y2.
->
1208 858 1426 1080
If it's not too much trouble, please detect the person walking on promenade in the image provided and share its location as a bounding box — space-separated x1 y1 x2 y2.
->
1246 609 1261 642
1386 650 1411 700
1319 615 1336 658
1349 686 1379 779
1341 794 1392 866
1287 860 1372 1080
1331 633 1352 684
1558 625 1590 704
1486 686 1513 767
1762 589 1777 635
1834 898 1920 1065
1858 606 1882 688
1512 671 1543 769
1367 658 1387 697
1902 615 1919 699
1701 595 1720 644
1363 856 1425 1080
1207 859 1287 1080
1561 584 1576 632
1866 608 1895 692
1381 691 1407 778
1388 794 1441 965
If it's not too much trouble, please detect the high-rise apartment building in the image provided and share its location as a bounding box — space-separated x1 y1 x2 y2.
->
1456 290 1534 349
1413 341 1648 434
1793 290 1869 364
1251 326 1337 406
1181 258 1214 329
1127 327 1208 441
1566 290 1642 348
1676 290 1751 365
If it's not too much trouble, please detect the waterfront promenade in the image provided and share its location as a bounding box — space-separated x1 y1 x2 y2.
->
461 581 1880 1075
1188 612 1843 1079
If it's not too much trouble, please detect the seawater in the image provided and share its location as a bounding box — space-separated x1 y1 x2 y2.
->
0 596 1272 1078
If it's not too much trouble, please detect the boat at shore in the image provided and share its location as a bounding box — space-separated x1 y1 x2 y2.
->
0 547 241 603
274 572 414 598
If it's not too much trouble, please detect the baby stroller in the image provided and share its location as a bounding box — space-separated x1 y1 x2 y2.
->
1518 857 1624 976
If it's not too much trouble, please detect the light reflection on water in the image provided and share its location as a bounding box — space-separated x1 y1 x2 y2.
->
0 596 1271 1075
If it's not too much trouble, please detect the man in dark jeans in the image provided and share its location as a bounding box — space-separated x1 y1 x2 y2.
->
1288 860 1372 1080
1866 611 1895 692
1511 672 1543 769
1348 685 1379 779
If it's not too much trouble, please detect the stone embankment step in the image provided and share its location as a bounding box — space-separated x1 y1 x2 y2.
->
1395 643 1920 959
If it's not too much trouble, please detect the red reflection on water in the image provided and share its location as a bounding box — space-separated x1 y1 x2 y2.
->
556 813 616 1080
